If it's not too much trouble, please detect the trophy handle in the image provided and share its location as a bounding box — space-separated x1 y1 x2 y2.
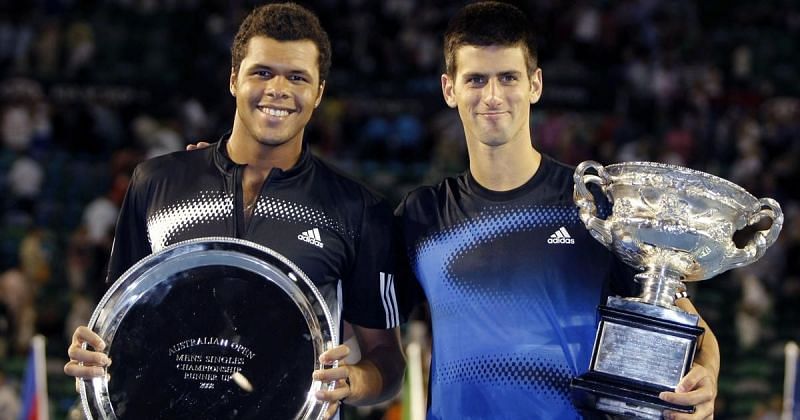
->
727 197 783 268
573 160 613 246
736 198 784 264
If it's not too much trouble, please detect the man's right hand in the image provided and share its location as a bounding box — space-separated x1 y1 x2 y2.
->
186 142 212 151
64 326 111 378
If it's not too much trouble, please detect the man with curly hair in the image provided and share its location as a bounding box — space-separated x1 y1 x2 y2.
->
64 3 405 418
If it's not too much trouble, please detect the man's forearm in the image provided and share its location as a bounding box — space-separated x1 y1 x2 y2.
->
693 316 720 379
676 298 720 379
345 346 405 405
345 343 405 405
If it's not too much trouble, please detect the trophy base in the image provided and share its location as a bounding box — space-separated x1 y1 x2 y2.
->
571 297 704 419
571 375 694 419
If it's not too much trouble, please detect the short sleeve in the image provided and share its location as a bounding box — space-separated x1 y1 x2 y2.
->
340 196 406 329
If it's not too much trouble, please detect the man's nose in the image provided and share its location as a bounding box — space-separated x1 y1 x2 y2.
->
265 76 290 99
483 78 502 107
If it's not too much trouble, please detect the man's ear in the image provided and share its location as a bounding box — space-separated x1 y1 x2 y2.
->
529 67 543 104
314 80 326 108
230 68 237 97
441 74 457 109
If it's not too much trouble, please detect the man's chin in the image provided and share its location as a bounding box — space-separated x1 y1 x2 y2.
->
475 130 509 146
254 136 293 147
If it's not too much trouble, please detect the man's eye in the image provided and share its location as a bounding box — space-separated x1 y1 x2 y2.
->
467 76 485 85
501 75 518 82
289 75 308 82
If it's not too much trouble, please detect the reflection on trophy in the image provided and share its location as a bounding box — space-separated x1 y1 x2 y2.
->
570 160 783 418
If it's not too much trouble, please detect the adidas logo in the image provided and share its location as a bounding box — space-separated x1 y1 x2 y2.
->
547 226 575 244
298 228 324 248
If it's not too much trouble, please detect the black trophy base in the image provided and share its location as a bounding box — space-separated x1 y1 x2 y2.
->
571 297 704 419
571 374 694 418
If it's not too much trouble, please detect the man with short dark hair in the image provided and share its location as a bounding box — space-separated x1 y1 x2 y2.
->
64 3 404 416
396 2 719 418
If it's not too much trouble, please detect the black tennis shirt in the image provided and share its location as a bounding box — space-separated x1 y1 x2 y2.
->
107 137 401 330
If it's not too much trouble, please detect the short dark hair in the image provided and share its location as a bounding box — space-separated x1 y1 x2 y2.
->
231 2 331 84
444 1 538 78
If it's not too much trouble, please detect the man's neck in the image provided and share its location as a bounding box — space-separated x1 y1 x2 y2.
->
468 136 542 192
227 123 303 173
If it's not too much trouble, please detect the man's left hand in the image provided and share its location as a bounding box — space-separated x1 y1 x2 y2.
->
659 363 717 419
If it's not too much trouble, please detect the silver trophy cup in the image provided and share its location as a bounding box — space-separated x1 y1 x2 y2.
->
570 160 783 418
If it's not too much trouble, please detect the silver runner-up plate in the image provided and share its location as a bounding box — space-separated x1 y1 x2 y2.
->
78 237 338 420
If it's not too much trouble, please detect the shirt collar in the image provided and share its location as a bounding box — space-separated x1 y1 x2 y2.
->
212 133 313 180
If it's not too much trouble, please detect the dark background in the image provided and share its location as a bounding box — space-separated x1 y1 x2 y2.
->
0 1 798 418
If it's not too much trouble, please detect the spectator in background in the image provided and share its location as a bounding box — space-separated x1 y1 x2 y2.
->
0 370 21 420
0 268 35 356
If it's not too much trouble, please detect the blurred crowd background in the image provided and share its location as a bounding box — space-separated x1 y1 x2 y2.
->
0 0 798 418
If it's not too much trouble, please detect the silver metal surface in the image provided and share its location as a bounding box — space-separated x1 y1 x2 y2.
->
605 296 699 326
596 397 662 419
78 237 337 420
574 160 783 307
593 322 692 388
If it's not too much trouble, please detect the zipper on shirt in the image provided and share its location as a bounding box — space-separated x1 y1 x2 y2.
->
233 164 245 238
243 168 278 237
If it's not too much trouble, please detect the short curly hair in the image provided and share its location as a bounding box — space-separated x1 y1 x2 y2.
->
231 2 331 84
444 1 538 78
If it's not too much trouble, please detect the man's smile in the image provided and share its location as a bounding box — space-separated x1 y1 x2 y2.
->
257 105 295 118
476 110 509 120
